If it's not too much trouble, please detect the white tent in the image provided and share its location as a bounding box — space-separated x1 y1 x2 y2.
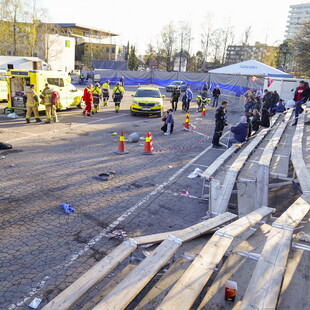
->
209 60 293 78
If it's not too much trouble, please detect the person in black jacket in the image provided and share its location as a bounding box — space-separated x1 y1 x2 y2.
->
262 89 272 110
270 90 280 114
292 80 310 125
212 101 228 148
228 116 249 147
260 108 271 128
171 85 181 111
212 85 221 107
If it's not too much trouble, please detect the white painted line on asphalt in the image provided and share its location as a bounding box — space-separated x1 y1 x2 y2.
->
6 114 129 143
8 131 229 309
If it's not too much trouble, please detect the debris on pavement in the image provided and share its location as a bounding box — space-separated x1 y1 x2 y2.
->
9 163 15 167
111 132 118 135
95 171 116 181
7 112 19 118
187 168 204 178
1 155 5 159
109 229 127 238
60 203 75 215
0 142 12 149
128 132 140 143
179 189 190 197
29 297 42 309
168 165 173 168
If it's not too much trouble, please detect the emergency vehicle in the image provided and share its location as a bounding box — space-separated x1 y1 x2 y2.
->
6 70 83 111
0 70 8 101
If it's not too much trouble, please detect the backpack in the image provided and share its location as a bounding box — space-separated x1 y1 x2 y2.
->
51 91 60 105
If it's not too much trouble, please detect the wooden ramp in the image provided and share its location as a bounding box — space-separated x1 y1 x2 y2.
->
156 207 273 310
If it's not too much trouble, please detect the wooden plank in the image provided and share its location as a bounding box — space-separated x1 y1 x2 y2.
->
239 197 310 310
277 246 310 309
135 257 192 310
201 146 238 180
156 207 273 310
79 264 137 310
197 223 272 310
291 113 310 193
209 178 222 216
256 110 293 208
134 212 237 245
237 181 258 217
92 236 182 310
273 194 310 229
42 241 137 310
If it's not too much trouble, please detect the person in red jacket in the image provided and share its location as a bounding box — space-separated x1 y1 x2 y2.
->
82 84 93 117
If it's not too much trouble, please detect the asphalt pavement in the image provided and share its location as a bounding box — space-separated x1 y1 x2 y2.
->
0 86 242 309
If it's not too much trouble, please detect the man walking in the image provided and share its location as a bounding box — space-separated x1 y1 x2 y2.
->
292 80 310 125
212 101 228 148
171 85 181 111
82 84 93 117
25 84 41 123
112 82 124 113
92 83 102 114
183 86 193 112
212 85 221 107
101 80 110 106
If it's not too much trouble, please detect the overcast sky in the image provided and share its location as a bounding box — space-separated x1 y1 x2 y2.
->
39 0 307 54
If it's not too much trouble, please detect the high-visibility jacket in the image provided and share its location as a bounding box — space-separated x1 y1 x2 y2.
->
41 87 53 104
83 87 93 102
112 86 124 94
26 88 39 106
92 86 102 99
101 83 110 91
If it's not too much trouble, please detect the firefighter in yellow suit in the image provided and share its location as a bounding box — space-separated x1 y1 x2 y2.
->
101 80 110 106
41 83 58 123
25 84 41 123
112 82 124 113
92 83 102 114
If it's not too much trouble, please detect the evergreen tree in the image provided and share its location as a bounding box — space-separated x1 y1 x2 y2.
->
128 45 138 70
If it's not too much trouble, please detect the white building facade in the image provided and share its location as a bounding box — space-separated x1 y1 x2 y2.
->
285 2 310 39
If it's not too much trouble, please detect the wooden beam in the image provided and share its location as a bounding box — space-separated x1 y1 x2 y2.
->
256 110 293 208
237 179 257 217
156 207 274 310
92 236 183 310
42 240 137 310
291 112 310 193
239 196 310 310
134 212 237 245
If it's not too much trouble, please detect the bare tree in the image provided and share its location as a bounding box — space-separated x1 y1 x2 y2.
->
221 21 235 64
242 26 252 45
177 21 192 71
200 14 213 63
160 22 177 71
210 29 224 64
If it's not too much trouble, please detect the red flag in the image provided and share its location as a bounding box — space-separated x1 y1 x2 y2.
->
251 76 258 82
267 78 274 87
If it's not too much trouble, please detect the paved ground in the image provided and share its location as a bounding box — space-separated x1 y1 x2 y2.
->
0 86 241 309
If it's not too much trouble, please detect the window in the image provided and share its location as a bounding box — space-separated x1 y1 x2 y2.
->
106 47 109 53
112 47 115 53
47 78 64 87
135 89 161 98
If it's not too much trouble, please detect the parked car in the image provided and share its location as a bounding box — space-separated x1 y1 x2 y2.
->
166 81 188 92
130 87 165 117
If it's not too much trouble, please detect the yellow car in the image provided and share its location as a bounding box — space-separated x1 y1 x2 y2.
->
130 87 165 117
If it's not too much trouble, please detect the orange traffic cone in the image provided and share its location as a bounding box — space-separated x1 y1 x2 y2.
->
143 131 154 155
115 130 128 155
201 105 206 117
183 114 190 130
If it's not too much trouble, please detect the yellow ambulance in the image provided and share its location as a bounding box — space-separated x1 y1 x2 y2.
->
0 70 8 101
6 70 83 111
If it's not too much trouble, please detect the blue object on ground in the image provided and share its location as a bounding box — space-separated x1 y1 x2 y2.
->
60 203 75 215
